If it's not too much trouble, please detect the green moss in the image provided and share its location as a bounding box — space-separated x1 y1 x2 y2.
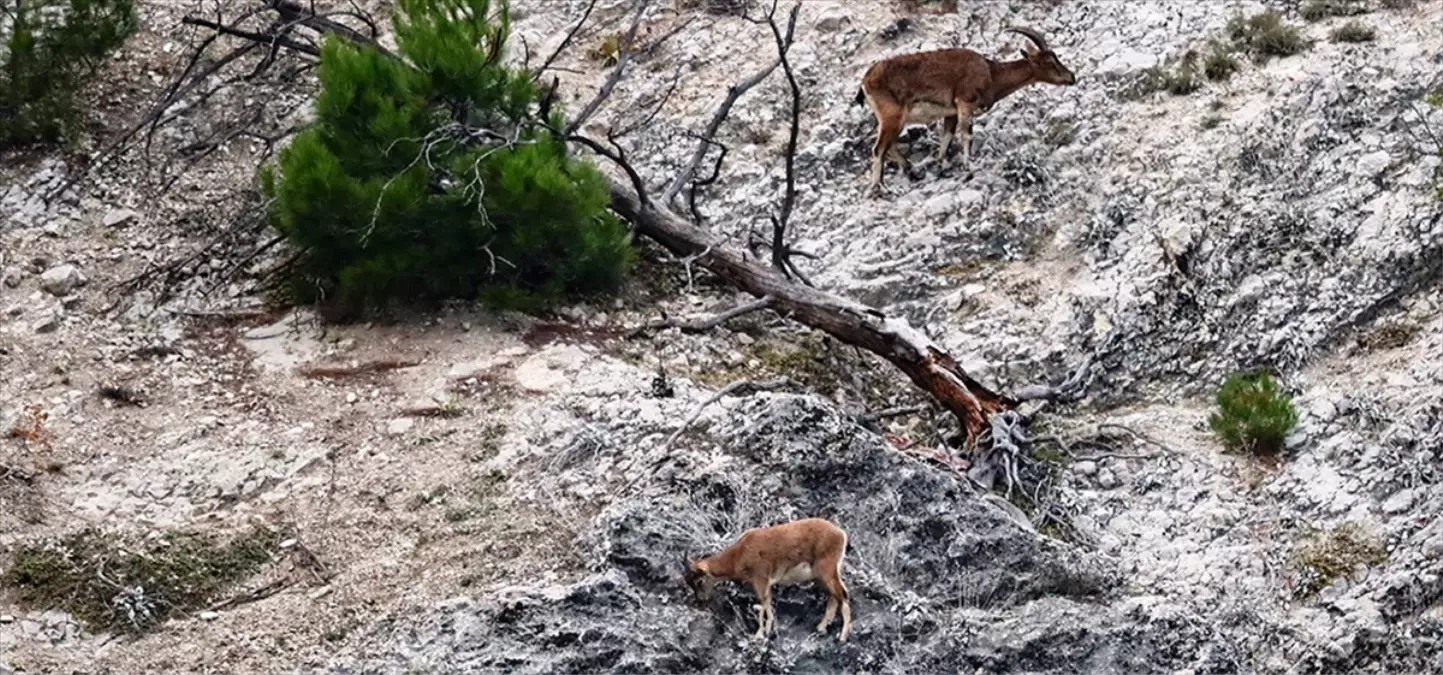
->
1292 522 1388 599
1 525 282 631
694 336 837 392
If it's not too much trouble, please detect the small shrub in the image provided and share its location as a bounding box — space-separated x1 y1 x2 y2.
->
1127 55 1201 99
1 526 281 631
1040 118 1077 147
1228 10 1310 63
262 0 634 318
0 0 138 148
1208 369 1298 455
1301 0 1364 21
1200 113 1224 130
1357 322 1420 351
1202 40 1240 81
1379 0 1414 8
1292 522 1388 599
1330 20 1377 43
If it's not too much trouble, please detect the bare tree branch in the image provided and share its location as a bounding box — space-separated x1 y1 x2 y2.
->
564 0 652 135
627 295 774 337
532 0 598 79
608 183 1013 445
660 59 781 206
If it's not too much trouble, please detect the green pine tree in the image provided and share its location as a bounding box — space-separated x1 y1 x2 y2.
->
262 0 633 316
1 0 137 148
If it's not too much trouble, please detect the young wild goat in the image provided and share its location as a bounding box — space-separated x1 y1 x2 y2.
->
683 517 852 642
854 26 1077 197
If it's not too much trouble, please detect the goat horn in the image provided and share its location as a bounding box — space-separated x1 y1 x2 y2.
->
1004 26 1049 51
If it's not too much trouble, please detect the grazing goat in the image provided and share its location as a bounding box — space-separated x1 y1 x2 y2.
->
855 26 1077 197
683 517 852 642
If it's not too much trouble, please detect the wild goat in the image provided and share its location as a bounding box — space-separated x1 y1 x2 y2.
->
683 517 852 642
854 26 1077 197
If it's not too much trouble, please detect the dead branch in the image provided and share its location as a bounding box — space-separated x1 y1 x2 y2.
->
660 57 781 207
533 0 599 79
609 185 1013 445
564 0 652 135
297 359 422 379
180 15 319 55
861 404 932 423
1095 423 1177 455
757 1 800 231
627 295 774 337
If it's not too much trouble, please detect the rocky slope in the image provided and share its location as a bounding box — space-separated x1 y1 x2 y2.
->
3 0 1443 673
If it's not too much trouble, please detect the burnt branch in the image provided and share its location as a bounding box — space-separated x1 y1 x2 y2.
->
660 58 781 207
532 0 598 79
756 0 800 230
564 0 652 135
180 15 319 55
566 132 649 206
608 184 1013 446
684 132 727 225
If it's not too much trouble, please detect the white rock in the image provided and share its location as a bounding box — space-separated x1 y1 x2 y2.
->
39 264 86 296
513 356 569 393
922 192 956 217
1381 488 1416 515
102 208 138 227
386 418 415 436
814 11 850 32
1354 151 1391 177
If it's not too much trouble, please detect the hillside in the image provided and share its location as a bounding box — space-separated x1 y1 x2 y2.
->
3 0 1443 673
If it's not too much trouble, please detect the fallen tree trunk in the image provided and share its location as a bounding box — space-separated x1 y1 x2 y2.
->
607 183 1015 445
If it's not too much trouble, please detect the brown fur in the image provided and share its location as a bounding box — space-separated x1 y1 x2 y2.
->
683 517 852 642
857 27 1077 197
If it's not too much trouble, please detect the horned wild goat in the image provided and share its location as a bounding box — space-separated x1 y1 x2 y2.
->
854 26 1078 197
683 517 853 642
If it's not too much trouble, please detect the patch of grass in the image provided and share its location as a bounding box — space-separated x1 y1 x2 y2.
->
695 336 837 392
1202 40 1240 81
1126 52 1203 99
586 32 627 66
1301 0 1364 21
1228 10 1311 63
1379 0 1414 8
1357 322 1420 351
1292 522 1388 599
1208 369 1298 456
467 423 508 463
1041 118 1078 147
1330 20 1377 43
410 484 452 509
1 525 282 632
1200 113 1225 130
